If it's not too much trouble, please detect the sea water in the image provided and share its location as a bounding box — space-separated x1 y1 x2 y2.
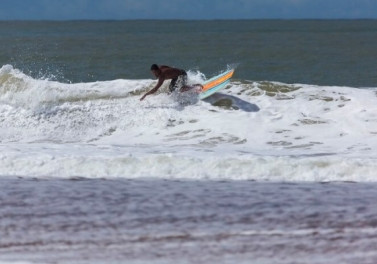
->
0 20 377 263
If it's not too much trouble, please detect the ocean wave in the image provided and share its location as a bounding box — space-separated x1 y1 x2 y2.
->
0 145 376 181
1 64 377 181
0 64 155 109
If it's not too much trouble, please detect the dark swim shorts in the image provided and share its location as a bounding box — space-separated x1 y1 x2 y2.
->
169 70 187 92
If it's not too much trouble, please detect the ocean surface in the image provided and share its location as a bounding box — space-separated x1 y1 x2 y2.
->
1 20 377 263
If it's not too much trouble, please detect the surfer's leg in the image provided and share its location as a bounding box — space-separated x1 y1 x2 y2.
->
177 72 189 92
179 84 203 93
179 85 192 92
194 84 203 92
169 78 178 92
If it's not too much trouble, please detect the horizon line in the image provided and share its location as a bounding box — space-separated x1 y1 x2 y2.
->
1 18 377 22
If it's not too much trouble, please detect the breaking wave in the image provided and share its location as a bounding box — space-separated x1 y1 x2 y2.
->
1 64 377 181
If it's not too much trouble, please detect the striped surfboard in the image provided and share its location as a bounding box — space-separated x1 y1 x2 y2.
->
199 69 235 99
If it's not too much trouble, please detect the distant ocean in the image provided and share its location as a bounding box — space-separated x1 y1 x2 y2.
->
1 20 377 264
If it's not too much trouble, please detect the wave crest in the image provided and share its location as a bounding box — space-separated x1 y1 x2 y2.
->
0 64 153 110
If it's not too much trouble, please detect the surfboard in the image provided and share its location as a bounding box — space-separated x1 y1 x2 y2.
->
199 69 235 99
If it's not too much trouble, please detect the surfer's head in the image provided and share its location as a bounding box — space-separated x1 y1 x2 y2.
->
150 64 160 77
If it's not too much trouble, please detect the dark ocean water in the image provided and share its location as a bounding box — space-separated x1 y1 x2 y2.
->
1 20 377 86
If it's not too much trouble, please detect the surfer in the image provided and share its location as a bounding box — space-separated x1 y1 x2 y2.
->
140 64 201 101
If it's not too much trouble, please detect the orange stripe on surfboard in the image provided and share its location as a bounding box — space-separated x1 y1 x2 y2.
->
202 69 234 92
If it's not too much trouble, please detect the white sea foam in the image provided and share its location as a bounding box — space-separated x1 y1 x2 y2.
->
1 64 377 181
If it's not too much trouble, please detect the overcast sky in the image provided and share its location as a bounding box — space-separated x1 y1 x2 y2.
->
0 0 377 20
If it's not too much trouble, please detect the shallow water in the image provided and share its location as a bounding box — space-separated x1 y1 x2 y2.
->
1 179 377 264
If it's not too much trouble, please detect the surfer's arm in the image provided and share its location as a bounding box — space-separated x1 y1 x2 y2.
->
140 78 164 101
